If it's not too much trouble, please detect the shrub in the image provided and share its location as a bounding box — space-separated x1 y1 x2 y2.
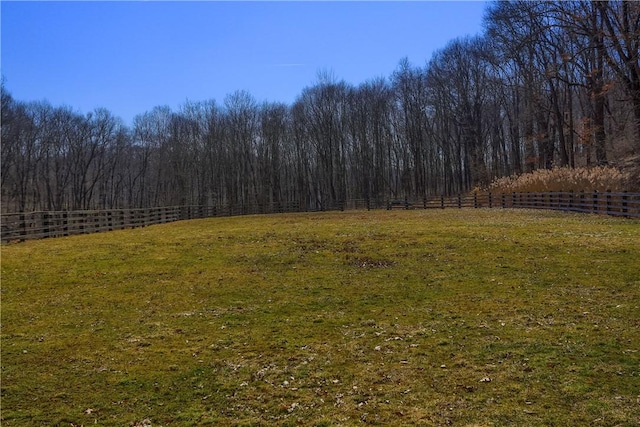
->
487 166 632 193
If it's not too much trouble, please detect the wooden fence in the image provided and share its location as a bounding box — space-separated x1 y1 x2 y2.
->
0 201 337 242
421 191 640 218
422 191 640 218
1 191 638 242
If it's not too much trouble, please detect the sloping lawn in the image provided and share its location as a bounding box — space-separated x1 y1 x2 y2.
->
2 209 639 426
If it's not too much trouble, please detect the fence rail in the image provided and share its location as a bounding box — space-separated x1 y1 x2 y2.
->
2 191 638 242
0 200 331 242
422 191 640 218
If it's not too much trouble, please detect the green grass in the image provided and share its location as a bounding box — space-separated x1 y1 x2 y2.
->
1 209 639 426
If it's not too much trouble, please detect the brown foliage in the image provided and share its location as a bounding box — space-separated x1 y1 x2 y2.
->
487 166 633 193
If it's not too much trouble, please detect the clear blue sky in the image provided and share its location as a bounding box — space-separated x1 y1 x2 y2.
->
1 1 488 126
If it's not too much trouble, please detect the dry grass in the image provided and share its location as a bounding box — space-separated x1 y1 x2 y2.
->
487 166 631 193
1 209 639 426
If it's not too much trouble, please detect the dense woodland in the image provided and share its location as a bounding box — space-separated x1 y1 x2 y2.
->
2 1 639 213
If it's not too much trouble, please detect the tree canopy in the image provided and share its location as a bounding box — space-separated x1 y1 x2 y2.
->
3 1 638 213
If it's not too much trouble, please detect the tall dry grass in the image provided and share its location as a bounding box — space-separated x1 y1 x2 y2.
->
487 166 632 193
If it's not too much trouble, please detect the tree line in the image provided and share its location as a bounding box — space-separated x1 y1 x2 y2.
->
2 1 638 213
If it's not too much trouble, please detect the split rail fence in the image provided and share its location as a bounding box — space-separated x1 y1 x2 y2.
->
1 191 638 242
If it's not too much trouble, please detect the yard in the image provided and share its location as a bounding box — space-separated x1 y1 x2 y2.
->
1 209 639 426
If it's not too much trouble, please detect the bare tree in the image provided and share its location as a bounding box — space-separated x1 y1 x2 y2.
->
596 0 640 152
296 73 351 209
224 90 260 210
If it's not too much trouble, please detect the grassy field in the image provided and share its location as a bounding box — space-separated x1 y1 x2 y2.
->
1 209 639 426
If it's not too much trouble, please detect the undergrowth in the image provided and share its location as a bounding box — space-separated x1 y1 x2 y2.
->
1 209 639 426
487 166 631 193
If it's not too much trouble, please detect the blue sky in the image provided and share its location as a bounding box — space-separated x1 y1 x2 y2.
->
1 1 488 126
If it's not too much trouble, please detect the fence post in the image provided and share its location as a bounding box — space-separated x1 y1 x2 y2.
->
579 191 584 212
440 195 445 209
606 190 611 215
474 192 478 208
569 190 574 211
19 213 27 240
488 192 492 209
457 194 462 209
61 212 68 236
558 191 563 209
501 193 505 208
622 191 628 217
42 212 50 238
592 191 598 213
79 212 86 234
